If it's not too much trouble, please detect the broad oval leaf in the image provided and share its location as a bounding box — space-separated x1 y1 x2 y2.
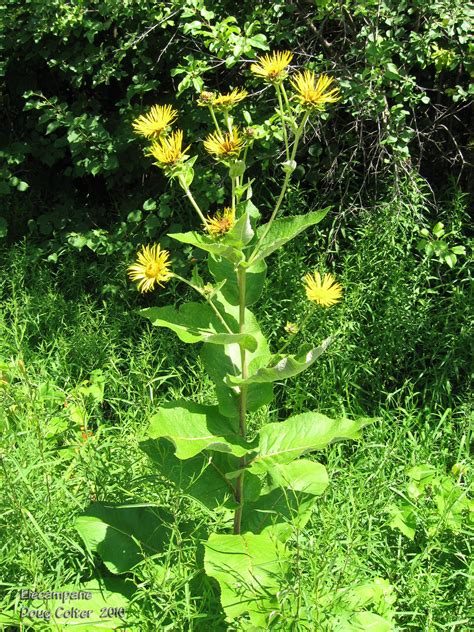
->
141 302 257 351
204 532 289 626
225 210 254 246
200 294 273 417
226 338 331 386
269 459 329 496
253 207 330 262
141 439 261 510
249 413 375 474
147 400 253 459
76 503 173 574
209 254 267 306
241 487 317 541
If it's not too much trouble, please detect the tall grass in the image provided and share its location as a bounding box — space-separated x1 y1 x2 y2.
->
0 177 472 629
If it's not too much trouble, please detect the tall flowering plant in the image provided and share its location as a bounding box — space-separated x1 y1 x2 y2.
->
78 53 375 627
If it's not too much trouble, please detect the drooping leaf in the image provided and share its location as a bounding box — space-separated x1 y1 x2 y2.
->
141 302 257 351
249 413 375 474
169 230 244 264
269 459 329 496
226 339 331 386
253 207 330 262
241 487 317 541
209 255 267 306
76 503 173 573
147 400 253 459
141 439 261 510
204 532 289 626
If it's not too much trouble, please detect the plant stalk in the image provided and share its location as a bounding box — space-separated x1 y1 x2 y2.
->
234 265 248 534
208 105 221 132
180 180 209 227
248 111 310 265
275 83 290 161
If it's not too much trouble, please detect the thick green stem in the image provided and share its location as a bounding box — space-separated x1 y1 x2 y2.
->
224 110 233 134
248 111 310 265
275 84 290 161
208 106 221 132
180 180 209 227
231 174 236 212
234 265 247 535
280 83 296 130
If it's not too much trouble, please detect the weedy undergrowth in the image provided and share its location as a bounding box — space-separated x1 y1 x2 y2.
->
73 52 391 628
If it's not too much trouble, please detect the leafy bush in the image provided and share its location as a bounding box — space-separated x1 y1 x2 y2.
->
1 0 471 257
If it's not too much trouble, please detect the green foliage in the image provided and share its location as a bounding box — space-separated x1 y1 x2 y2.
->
1 0 472 627
387 463 473 540
141 302 258 351
248 414 374 474
0 577 134 629
76 504 173 574
147 400 252 458
417 220 467 268
253 208 330 263
226 339 332 386
204 532 289 626
0 242 472 628
1 0 472 258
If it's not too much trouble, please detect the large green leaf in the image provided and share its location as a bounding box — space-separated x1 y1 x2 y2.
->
76 503 172 574
239 198 261 226
253 207 330 262
249 413 375 474
141 439 261 510
169 230 244 264
204 532 289 626
200 294 273 417
241 487 317 541
269 459 329 496
225 209 254 246
141 302 257 351
0 577 135 629
337 612 394 631
209 255 267 306
226 338 331 386
147 400 253 459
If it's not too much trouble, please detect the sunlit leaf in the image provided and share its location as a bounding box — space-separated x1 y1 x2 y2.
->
148 400 253 458
204 531 289 626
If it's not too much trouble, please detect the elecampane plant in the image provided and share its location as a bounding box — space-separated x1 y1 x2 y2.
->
77 52 386 627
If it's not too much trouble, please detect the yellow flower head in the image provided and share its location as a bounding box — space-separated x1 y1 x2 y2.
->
132 104 178 139
303 272 342 307
205 207 235 237
212 88 248 110
198 91 216 106
127 244 173 293
148 130 190 167
291 71 341 109
250 51 293 82
204 127 245 159
284 321 300 335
